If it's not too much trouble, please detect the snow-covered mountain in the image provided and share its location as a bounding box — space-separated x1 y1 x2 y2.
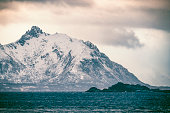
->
0 26 145 91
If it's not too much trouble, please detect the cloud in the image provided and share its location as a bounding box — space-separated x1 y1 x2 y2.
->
93 7 170 32
0 0 94 25
152 71 170 86
0 0 94 10
0 0 169 32
56 0 94 7
141 8 170 31
101 28 143 48
86 0 170 32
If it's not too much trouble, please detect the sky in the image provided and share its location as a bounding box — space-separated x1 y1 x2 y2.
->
0 0 170 86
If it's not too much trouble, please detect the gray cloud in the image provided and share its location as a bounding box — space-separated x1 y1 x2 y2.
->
88 0 170 32
129 7 170 32
94 7 170 32
144 9 170 31
0 2 11 10
0 0 169 32
101 28 143 48
153 72 170 86
0 0 94 10
0 0 94 25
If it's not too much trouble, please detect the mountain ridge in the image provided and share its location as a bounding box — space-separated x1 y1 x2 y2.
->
0 26 146 91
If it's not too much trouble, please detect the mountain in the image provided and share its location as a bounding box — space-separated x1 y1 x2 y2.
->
0 26 145 92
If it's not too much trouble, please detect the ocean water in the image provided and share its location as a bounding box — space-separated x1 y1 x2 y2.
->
0 92 169 112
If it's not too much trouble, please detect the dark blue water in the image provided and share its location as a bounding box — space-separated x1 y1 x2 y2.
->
0 92 169 112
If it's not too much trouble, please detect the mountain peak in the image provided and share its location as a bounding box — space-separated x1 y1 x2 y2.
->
17 26 45 46
26 26 43 37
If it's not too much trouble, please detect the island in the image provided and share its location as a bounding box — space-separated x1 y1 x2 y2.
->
86 82 170 93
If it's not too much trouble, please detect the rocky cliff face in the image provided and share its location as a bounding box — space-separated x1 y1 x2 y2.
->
0 26 144 91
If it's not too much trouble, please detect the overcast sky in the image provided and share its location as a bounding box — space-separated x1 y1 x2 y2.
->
0 0 170 86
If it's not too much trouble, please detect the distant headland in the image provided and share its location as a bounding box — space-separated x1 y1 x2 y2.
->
86 82 170 93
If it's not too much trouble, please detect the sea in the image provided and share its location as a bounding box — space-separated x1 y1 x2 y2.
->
0 92 169 112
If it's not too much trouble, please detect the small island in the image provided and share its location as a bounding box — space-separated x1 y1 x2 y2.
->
86 82 170 93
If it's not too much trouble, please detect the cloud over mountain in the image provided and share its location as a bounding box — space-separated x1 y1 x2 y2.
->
100 28 143 48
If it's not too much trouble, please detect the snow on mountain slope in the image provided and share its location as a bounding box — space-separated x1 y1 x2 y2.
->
0 26 145 91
